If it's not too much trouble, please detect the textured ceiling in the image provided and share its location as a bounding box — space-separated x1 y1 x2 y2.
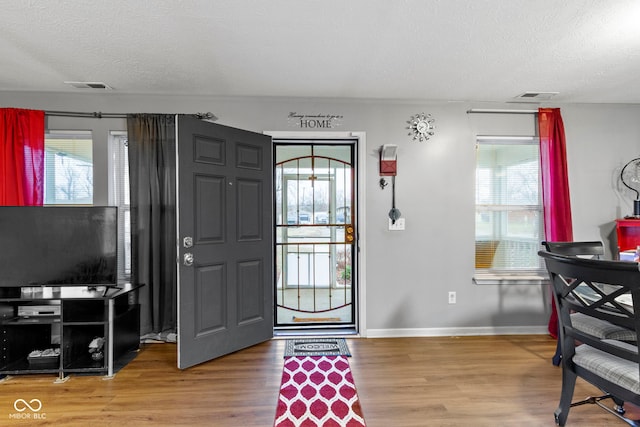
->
1 0 639 103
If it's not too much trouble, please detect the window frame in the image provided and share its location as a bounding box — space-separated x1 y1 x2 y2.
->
473 135 547 285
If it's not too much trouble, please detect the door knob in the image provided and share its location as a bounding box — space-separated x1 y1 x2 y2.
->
183 253 194 266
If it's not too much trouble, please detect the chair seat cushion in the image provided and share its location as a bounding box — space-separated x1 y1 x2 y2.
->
571 312 637 341
573 340 640 394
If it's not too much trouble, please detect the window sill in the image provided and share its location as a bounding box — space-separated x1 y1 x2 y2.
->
473 274 548 285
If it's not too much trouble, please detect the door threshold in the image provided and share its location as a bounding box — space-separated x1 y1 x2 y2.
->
274 328 359 338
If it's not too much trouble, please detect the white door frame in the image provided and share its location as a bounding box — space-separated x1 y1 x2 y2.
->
265 131 367 337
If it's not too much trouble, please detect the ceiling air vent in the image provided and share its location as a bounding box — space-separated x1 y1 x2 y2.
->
64 81 113 90
514 91 558 101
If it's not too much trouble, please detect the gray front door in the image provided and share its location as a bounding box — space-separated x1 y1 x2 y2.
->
176 116 273 369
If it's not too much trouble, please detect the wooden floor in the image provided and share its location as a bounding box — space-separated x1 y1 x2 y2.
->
1 335 635 426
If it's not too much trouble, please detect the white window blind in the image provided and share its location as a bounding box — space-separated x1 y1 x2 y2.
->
475 137 544 274
44 131 93 205
109 132 131 281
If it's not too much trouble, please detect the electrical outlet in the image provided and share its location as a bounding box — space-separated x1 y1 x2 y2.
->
448 291 456 304
388 217 405 231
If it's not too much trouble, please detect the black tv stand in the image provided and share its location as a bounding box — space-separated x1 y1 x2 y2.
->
0 284 141 381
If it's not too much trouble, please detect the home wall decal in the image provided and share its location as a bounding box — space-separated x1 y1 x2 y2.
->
287 112 344 128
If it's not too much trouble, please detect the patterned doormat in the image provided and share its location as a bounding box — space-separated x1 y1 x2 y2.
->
284 338 351 357
274 355 366 426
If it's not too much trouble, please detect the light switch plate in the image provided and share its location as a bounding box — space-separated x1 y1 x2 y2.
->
388 217 405 231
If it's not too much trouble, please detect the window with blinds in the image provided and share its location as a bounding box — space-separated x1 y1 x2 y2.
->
108 132 131 281
475 136 544 274
44 131 93 204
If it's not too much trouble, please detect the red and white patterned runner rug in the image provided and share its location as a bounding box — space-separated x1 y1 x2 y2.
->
274 355 366 427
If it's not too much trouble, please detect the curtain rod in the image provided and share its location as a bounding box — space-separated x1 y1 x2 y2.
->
466 108 538 115
44 110 218 121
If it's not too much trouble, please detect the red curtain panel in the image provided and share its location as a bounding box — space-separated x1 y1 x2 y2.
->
539 107 573 337
0 108 45 205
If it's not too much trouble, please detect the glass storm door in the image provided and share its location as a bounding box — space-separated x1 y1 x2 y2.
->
275 142 356 329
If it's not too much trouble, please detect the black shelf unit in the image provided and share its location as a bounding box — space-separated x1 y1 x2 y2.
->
0 284 141 380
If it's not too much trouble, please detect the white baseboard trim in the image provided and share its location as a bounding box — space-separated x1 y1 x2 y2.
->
365 325 548 338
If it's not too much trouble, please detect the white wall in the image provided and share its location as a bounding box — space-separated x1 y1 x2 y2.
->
3 92 639 336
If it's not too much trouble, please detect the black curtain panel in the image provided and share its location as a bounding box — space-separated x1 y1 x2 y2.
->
127 114 177 336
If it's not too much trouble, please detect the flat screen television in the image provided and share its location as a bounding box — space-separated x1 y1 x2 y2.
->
0 206 118 288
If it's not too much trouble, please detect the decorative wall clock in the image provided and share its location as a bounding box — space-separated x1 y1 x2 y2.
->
406 113 435 142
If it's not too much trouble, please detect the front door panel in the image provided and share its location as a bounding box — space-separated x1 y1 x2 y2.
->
177 116 273 369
